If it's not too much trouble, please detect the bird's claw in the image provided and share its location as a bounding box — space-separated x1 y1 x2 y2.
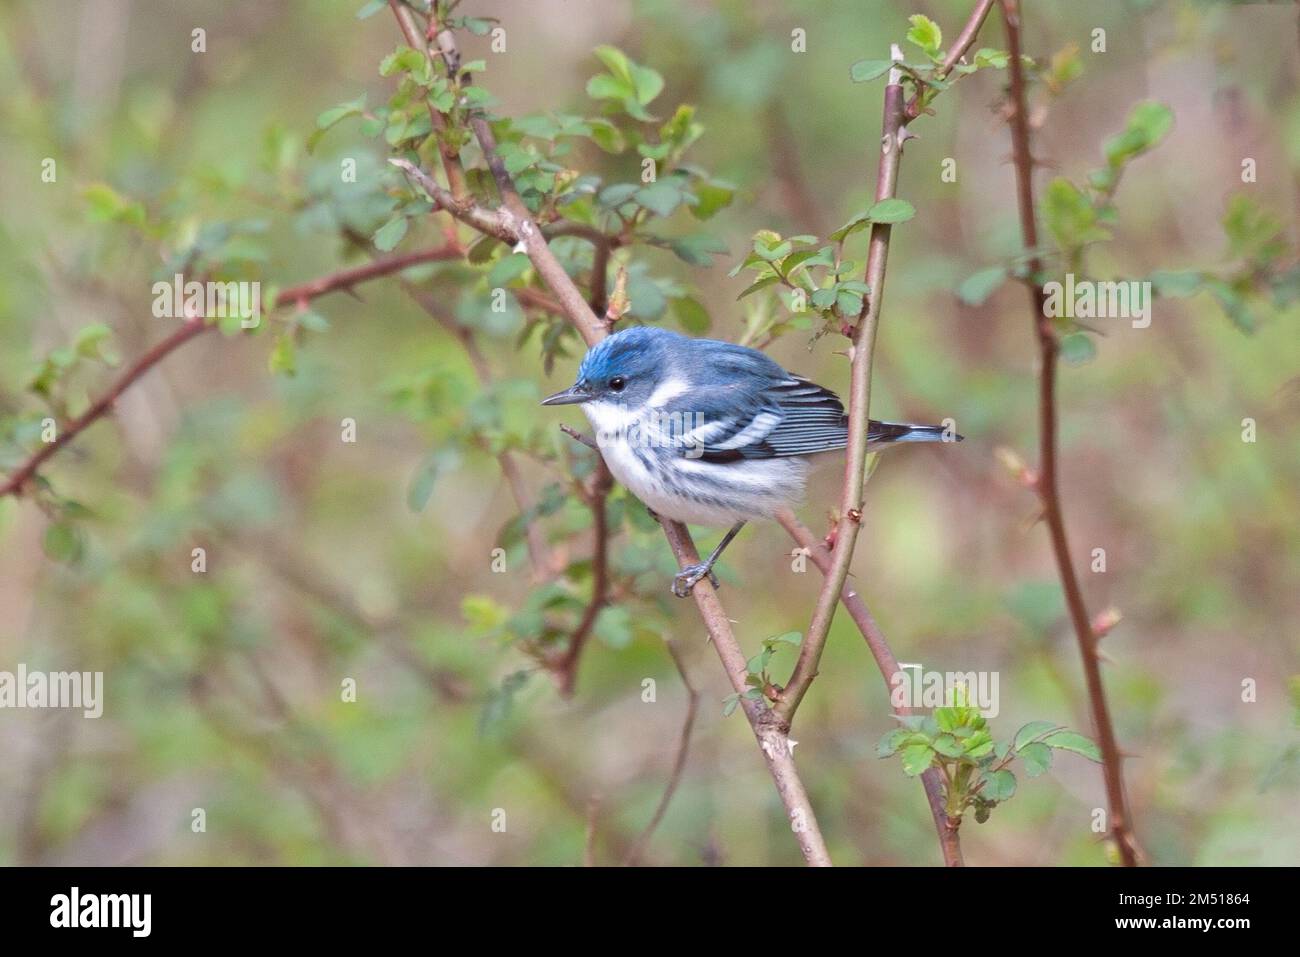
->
671 562 719 598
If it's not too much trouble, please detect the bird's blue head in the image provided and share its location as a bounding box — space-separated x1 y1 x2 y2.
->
541 326 682 409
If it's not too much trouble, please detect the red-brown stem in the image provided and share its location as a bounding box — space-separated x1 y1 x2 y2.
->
1000 0 1138 867
388 0 468 199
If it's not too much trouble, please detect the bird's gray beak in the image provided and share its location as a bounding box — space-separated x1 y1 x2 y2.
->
541 382 593 406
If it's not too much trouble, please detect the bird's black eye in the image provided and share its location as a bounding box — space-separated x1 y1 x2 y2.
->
608 376 626 392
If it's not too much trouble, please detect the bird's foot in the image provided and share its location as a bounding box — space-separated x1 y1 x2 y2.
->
671 562 719 598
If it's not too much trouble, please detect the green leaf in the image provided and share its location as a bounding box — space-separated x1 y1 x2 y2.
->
738 274 781 299
866 198 915 224
267 333 296 377
488 253 531 287
672 296 710 334
983 768 1017 802
597 183 640 208
586 118 626 153
43 522 84 563
1059 331 1096 365
316 94 367 130
1043 177 1109 250
957 266 1007 306
83 183 146 227
691 181 734 221
634 181 684 217
850 59 895 83
907 14 943 57
973 48 1010 69
664 233 727 266
933 733 966 758
877 728 910 758
407 449 460 513
372 216 409 252
73 324 119 364
1013 720 1059 751
722 693 741 717
355 0 386 19
1042 730 1103 762
379 46 431 86
900 743 935 777
1103 100 1174 169
1149 269 1203 298
1019 742 1053 777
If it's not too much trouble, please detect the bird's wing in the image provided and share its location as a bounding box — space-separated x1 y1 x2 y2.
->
687 376 850 462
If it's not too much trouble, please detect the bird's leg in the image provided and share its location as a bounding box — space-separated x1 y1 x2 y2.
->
672 521 747 598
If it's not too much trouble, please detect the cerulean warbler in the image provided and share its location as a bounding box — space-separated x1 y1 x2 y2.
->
543 326 961 597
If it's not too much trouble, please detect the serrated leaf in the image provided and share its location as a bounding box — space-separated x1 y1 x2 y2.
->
957 266 1007 306
983 768 1017 802
738 274 781 299
866 198 915 224
850 59 895 83
634 181 684 217
672 296 710 333
877 728 910 758
1059 331 1096 366
900 743 935 777
907 14 942 57
373 216 408 252
1013 720 1059 751
1042 729 1103 762
1019 741 1053 777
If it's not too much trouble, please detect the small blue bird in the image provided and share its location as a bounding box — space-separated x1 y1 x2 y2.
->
543 326 960 597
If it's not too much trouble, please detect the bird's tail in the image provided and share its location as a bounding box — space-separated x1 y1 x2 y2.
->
867 420 963 445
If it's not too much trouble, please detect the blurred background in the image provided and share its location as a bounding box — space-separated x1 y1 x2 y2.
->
0 0 1297 866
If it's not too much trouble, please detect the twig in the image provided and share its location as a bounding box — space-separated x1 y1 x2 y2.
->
657 518 833 865
776 45 908 724
777 509 962 866
547 459 612 696
401 282 554 580
388 0 468 199
903 0 999 120
623 637 700 866
999 0 1138 867
0 317 207 498
1 244 463 499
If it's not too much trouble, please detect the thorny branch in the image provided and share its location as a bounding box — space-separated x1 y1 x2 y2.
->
999 0 1138 867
